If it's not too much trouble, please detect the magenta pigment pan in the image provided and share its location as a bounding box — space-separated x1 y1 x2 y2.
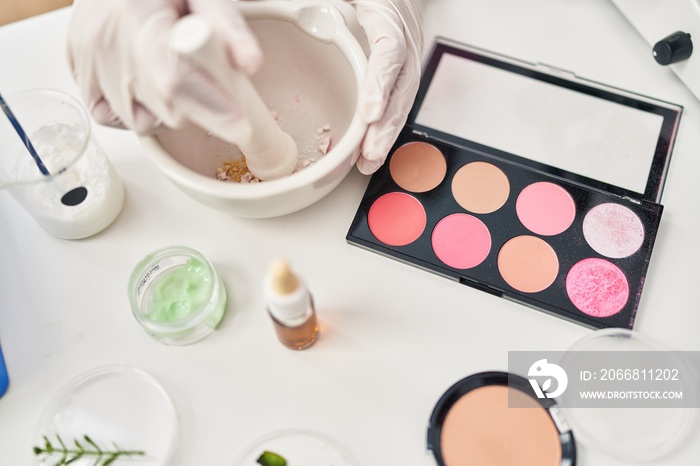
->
347 38 682 329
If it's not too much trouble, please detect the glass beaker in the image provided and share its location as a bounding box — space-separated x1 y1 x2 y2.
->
0 89 124 239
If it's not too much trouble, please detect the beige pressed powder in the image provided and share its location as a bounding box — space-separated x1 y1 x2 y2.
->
440 385 562 466
451 161 510 214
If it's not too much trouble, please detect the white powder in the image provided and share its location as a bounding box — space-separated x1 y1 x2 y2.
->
9 124 124 238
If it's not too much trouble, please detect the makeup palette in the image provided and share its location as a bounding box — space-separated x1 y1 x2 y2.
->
347 38 682 329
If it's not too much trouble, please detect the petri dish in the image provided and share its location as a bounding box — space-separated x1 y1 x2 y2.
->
559 329 696 463
35 365 178 466
231 429 360 466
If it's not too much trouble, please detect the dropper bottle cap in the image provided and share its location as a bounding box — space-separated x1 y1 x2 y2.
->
265 259 312 327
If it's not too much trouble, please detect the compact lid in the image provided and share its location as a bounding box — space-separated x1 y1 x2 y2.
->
409 38 682 203
558 329 697 463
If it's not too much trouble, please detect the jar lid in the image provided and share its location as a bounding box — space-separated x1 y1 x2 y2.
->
559 329 696 462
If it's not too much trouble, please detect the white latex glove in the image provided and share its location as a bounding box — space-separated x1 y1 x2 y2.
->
67 0 262 137
351 0 423 174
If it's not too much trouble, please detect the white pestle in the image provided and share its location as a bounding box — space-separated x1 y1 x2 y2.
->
169 15 298 181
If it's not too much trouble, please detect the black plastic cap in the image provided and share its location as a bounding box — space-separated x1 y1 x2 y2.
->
653 31 693 65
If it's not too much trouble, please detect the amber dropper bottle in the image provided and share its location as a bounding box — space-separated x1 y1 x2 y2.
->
264 259 319 350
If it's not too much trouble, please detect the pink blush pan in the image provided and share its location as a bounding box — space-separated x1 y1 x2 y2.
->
432 214 491 269
566 258 629 317
516 182 576 236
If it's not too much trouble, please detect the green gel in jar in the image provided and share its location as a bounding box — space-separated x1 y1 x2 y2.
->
149 258 212 322
129 246 227 345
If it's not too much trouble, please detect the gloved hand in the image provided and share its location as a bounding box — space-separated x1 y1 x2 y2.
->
67 0 262 137
351 0 423 174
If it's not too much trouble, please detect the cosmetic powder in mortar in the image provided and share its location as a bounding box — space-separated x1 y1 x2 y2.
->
216 124 332 183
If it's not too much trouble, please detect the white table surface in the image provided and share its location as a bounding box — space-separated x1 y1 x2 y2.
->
1 1 699 465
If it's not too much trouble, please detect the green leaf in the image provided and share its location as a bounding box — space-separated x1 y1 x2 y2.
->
102 454 118 466
256 450 287 466
44 436 54 453
57 435 67 450
84 435 102 454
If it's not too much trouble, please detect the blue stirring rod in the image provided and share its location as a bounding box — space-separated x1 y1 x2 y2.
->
0 92 50 176
0 92 88 206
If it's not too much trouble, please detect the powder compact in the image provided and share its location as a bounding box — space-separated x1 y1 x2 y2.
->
347 38 682 329
427 372 575 466
427 330 697 465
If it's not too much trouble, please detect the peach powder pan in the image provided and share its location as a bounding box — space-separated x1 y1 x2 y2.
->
347 38 682 329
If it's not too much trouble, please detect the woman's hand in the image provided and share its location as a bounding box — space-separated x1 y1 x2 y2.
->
352 0 423 174
67 0 262 136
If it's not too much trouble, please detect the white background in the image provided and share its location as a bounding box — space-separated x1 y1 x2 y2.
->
1 1 699 465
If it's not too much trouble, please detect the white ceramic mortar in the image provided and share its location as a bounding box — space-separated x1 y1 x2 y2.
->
139 0 368 217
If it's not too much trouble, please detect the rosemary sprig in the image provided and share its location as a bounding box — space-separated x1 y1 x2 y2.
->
33 434 145 466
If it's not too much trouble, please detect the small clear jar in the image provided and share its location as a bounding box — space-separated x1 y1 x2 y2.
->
128 245 227 345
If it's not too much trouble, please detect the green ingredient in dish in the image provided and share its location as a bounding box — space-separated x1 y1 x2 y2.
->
257 450 287 466
149 258 213 322
33 434 145 465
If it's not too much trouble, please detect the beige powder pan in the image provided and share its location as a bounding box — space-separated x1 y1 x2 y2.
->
428 372 575 466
